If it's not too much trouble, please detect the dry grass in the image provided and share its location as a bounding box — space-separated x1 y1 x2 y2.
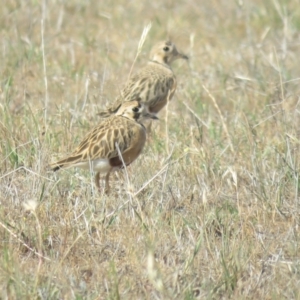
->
1 0 300 299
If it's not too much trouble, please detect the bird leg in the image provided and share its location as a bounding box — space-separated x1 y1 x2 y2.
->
95 172 101 192
95 171 112 194
104 171 111 195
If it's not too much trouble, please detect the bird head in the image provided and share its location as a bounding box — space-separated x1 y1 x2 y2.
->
150 41 188 65
117 101 158 122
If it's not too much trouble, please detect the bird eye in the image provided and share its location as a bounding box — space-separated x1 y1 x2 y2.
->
132 107 139 112
163 46 169 51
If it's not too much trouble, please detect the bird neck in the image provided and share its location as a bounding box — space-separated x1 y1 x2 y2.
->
148 59 172 70
121 115 139 124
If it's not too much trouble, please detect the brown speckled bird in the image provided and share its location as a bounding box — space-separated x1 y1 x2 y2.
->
50 101 158 194
98 41 188 117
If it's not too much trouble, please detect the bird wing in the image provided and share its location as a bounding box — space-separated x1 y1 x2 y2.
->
50 117 136 170
98 65 176 117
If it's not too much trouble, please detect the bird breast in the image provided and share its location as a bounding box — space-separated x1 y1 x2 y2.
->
109 123 146 168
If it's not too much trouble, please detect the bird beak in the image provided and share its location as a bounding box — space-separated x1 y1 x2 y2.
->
175 48 188 60
179 53 188 60
144 113 159 120
174 48 189 59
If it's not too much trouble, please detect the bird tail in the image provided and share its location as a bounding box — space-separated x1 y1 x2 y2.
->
49 161 66 172
49 154 82 171
52 165 61 172
96 110 114 118
97 103 122 118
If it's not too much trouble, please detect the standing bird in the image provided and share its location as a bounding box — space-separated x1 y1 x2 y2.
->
50 101 158 194
98 41 188 117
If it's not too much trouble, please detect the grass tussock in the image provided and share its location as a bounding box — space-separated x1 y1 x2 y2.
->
1 0 300 299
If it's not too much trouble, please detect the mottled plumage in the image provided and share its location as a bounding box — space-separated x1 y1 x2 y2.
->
98 41 188 117
50 101 157 194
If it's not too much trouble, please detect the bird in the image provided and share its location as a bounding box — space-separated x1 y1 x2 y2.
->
98 41 188 117
50 101 158 194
